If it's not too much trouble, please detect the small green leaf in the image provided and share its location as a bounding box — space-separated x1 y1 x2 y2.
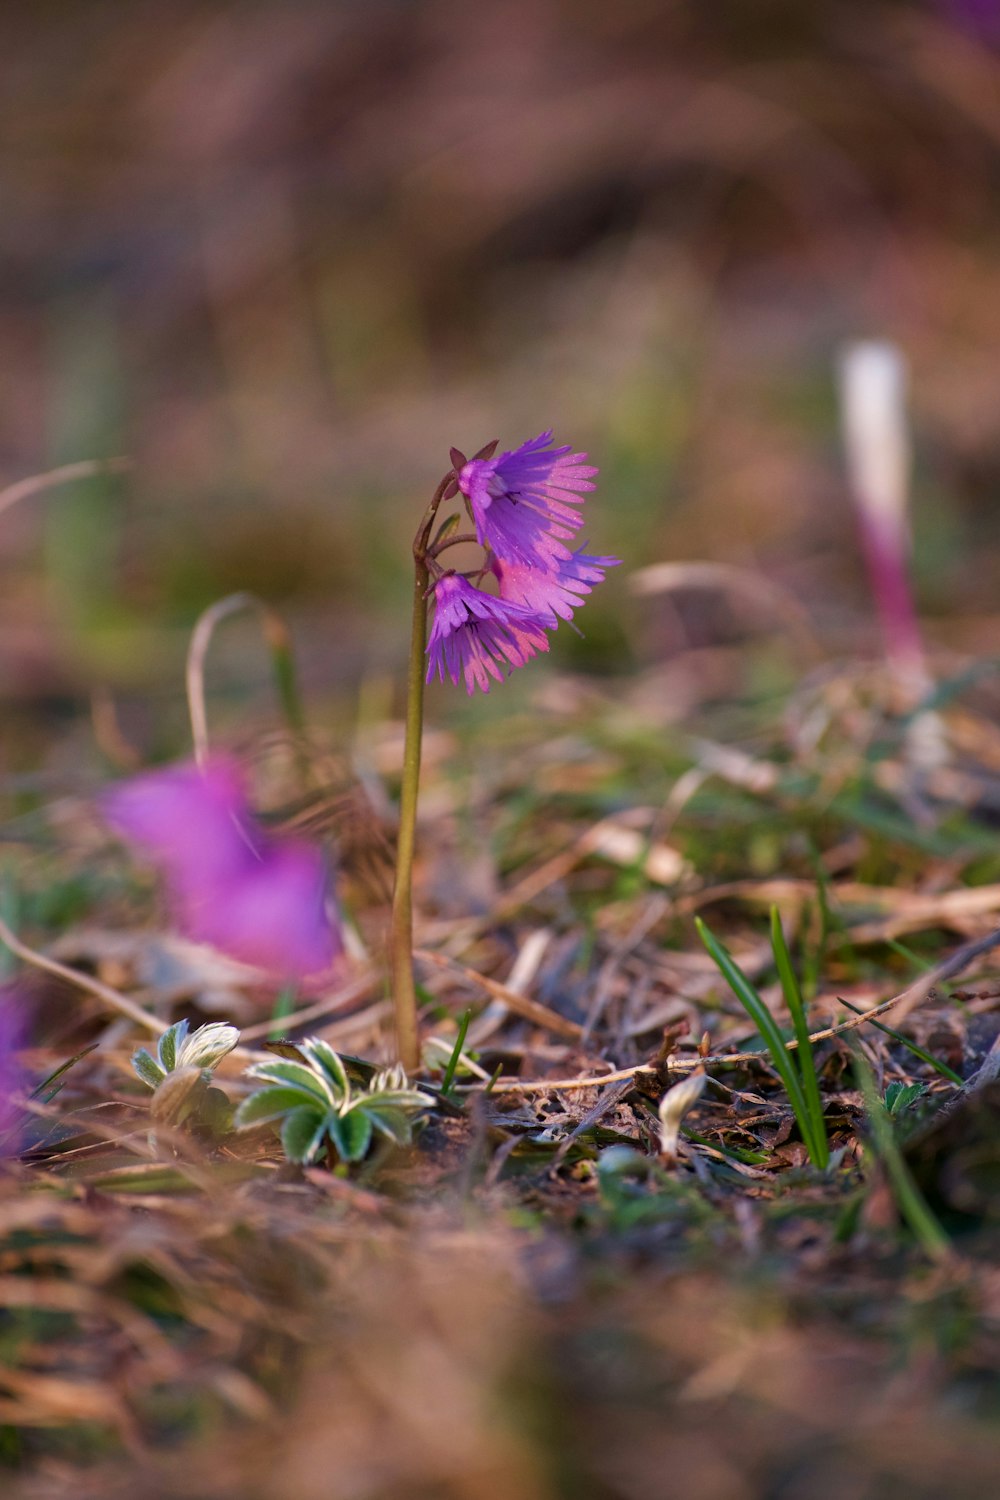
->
362 1105 413 1146
885 1081 927 1116
370 1063 409 1093
432 512 462 547
199 1085 232 1136
328 1109 373 1162
234 1085 322 1128
369 1085 433 1108
244 1060 338 1105
301 1040 349 1098
157 1021 187 1074
132 1049 166 1090
280 1106 329 1164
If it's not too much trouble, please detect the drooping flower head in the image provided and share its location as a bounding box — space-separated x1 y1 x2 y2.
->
424 430 614 694
425 573 550 695
104 756 341 979
457 431 597 567
491 544 620 629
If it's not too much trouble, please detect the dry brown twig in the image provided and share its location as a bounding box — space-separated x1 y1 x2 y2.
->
186 592 267 765
414 947 584 1041
0 914 167 1036
467 923 1000 1095
239 971 379 1041
0 915 364 1065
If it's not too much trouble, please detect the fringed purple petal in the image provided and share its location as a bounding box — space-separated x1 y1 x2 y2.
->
425 574 550 694
493 546 620 626
458 430 598 567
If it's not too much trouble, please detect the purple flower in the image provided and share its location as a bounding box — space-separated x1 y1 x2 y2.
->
457 431 597 566
425 573 550 695
491 545 621 628
0 986 27 1158
103 759 253 889
936 0 1000 44
104 756 341 979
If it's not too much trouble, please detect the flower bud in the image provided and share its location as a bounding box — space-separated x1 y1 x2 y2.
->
658 1070 707 1164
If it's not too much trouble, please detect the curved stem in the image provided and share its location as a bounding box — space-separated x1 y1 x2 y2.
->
389 472 454 1071
0 457 131 521
185 591 307 770
428 531 480 558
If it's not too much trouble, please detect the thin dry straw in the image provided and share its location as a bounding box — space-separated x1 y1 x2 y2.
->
0 915 306 1067
0 913 166 1035
629 559 822 660
185 591 307 767
468 922 1000 1094
0 458 131 520
414 947 584 1040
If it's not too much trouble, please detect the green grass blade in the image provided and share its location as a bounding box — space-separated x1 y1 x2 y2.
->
835 997 964 1085
263 612 307 741
770 906 829 1169
29 1043 100 1103
440 1008 472 1097
883 937 935 973
851 1043 951 1263
802 849 835 1001
267 986 298 1042
695 917 816 1160
483 1063 504 1096
681 1129 770 1166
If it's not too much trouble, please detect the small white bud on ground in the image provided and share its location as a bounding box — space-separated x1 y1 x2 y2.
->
658 1071 707 1165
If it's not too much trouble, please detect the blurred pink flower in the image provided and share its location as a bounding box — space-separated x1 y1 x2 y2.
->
0 985 27 1157
838 342 926 692
104 757 341 979
936 0 1000 44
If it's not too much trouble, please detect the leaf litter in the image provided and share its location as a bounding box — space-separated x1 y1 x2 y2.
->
2 661 1000 1498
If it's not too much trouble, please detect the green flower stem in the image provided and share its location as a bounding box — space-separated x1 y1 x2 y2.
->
428 531 479 556
390 474 454 1071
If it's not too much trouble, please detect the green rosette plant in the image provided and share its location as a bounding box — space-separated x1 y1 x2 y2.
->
131 1019 240 1135
235 1038 433 1164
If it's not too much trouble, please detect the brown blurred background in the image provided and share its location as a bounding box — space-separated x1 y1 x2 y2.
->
2 0 1000 761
